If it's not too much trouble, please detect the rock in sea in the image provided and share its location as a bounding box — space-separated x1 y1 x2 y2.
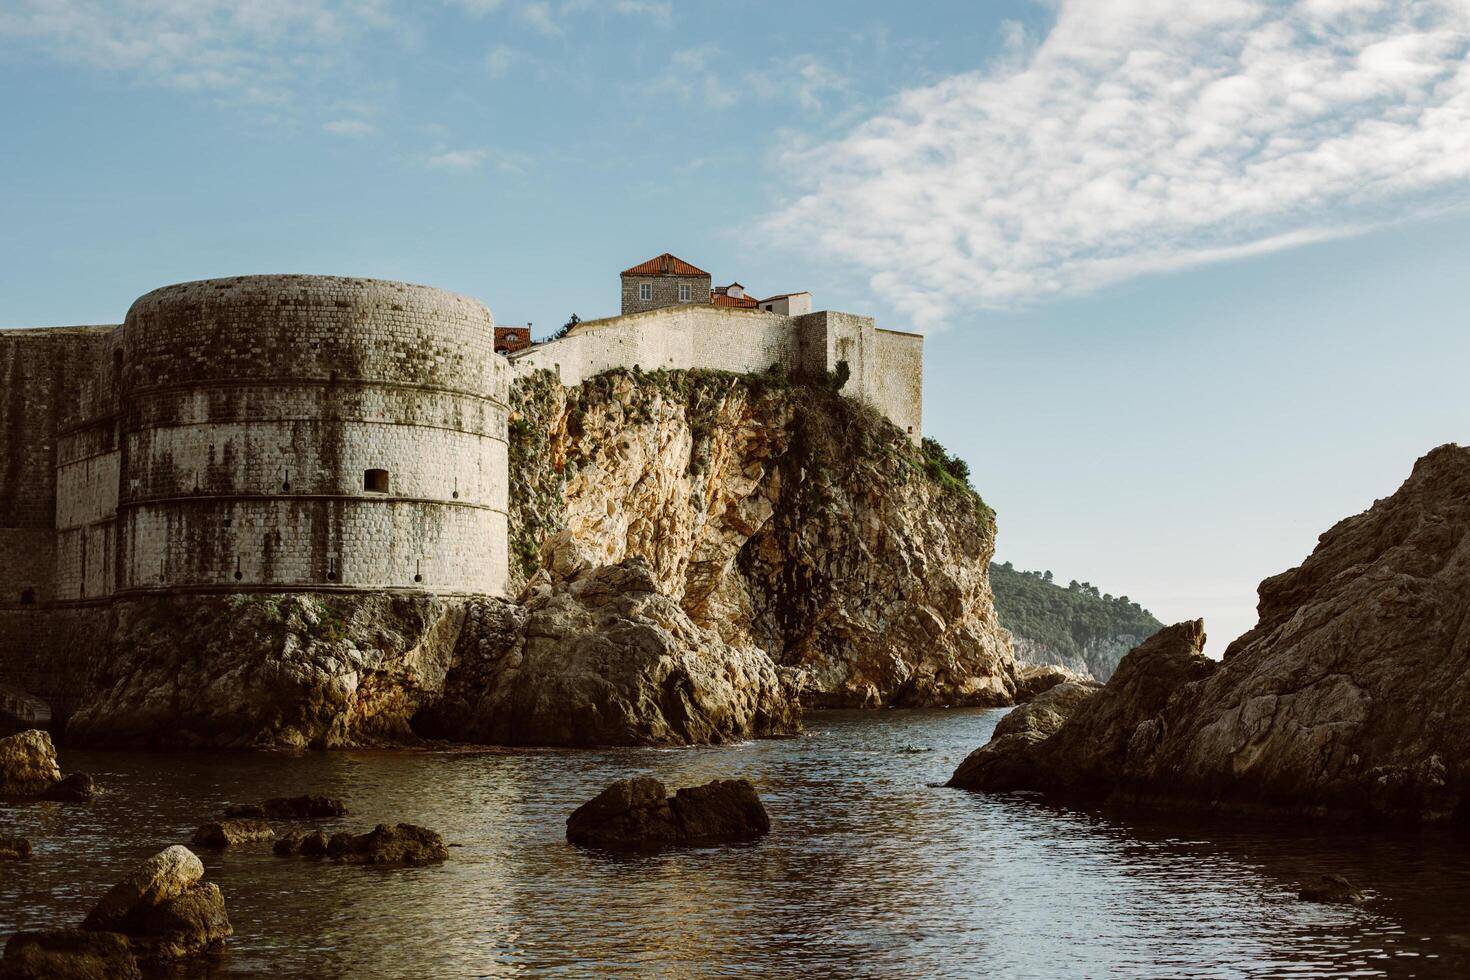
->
0 929 140 980
566 776 770 850
0 730 62 796
0 837 30 861
191 819 275 849
323 824 449 866
273 830 330 858
224 794 347 819
1298 874 1365 905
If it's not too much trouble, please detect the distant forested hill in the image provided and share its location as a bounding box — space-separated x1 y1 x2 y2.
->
989 562 1164 681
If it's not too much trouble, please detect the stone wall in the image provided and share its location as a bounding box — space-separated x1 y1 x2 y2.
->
510 305 925 441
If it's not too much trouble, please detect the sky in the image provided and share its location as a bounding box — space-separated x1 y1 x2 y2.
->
2 0 1468 653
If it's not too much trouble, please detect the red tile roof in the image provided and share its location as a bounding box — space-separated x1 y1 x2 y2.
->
621 253 709 277
712 292 759 308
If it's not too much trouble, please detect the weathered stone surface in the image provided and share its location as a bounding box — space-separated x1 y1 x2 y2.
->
0 730 62 796
1011 664 1087 703
0 929 140 980
134 882 232 960
1298 874 1365 905
81 845 204 933
67 593 465 749
506 369 1018 710
273 830 330 858
40 773 96 803
226 795 347 819
417 559 802 747
0 836 31 861
190 819 274 850
324 824 449 866
948 680 1101 791
951 445 1470 824
567 776 770 849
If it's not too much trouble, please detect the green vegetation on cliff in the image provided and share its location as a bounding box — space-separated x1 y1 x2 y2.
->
989 562 1163 677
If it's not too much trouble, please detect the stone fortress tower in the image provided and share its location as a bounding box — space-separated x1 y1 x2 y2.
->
7 275 511 609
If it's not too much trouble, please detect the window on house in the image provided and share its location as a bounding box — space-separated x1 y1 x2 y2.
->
19 588 35 605
364 468 390 493
639 283 652 301
679 284 691 302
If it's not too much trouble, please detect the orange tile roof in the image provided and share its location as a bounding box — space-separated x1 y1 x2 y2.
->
712 292 759 308
621 252 709 277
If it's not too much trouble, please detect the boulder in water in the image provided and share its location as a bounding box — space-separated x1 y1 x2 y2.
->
273 830 330 858
226 794 347 819
190 819 274 849
41 773 97 803
0 730 62 796
566 776 770 849
1298 874 1365 905
0 929 140 980
0 836 31 861
948 679 1101 791
325 824 449 866
80 845 204 933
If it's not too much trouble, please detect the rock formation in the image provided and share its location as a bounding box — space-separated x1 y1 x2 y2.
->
224 795 347 819
0 930 141 980
566 776 770 849
66 593 464 750
415 559 801 746
951 445 1470 824
190 820 275 849
71 844 231 966
0 729 91 800
322 824 448 866
0 836 30 861
509 368 1017 708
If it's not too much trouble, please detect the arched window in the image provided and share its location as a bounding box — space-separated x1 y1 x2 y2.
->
364 469 390 493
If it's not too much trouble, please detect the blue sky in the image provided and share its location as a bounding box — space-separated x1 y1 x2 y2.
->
3 0 1468 651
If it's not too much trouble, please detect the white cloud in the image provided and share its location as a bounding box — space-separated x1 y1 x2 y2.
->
762 0 1470 327
517 0 560 35
485 43 514 77
424 146 531 173
323 118 378 137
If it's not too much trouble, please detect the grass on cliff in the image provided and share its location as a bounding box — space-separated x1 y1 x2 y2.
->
988 562 1163 660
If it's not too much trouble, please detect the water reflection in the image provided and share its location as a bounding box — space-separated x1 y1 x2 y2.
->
1 709 1466 978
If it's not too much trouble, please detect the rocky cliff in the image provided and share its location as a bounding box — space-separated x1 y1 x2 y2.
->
989 563 1162 681
508 367 1017 708
952 445 1470 824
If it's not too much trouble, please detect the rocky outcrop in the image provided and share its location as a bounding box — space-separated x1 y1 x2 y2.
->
190 819 274 849
0 930 141 980
509 368 1016 708
566 776 770 849
323 824 448 865
952 445 1470 824
0 730 62 795
948 680 1101 790
415 559 802 746
67 593 465 750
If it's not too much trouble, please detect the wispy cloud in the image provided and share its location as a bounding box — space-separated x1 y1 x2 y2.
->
763 0 1470 327
323 118 378 138
517 0 561 36
424 146 530 173
645 47 850 113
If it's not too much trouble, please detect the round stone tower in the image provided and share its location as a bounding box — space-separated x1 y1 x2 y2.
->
116 275 509 595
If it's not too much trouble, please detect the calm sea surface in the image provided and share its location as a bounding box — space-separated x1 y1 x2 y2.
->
2 708 1469 979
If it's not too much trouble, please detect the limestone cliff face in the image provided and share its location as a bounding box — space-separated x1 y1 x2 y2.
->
508 368 1017 708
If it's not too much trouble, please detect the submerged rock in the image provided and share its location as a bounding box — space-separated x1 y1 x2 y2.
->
0 929 140 980
225 795 347 820
0 730 62 796
0 836 31 861
190 820 274 850
273 830 330 858
1298 874 1365 905
950 444 1470 824
324 824 449 866
417 559 803 747
41 774 97 803
566 776 770 849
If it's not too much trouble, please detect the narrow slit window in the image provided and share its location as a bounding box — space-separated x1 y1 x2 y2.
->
19 587 35 605
678 284 691 302
364 468 390 493
639 283 652 301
